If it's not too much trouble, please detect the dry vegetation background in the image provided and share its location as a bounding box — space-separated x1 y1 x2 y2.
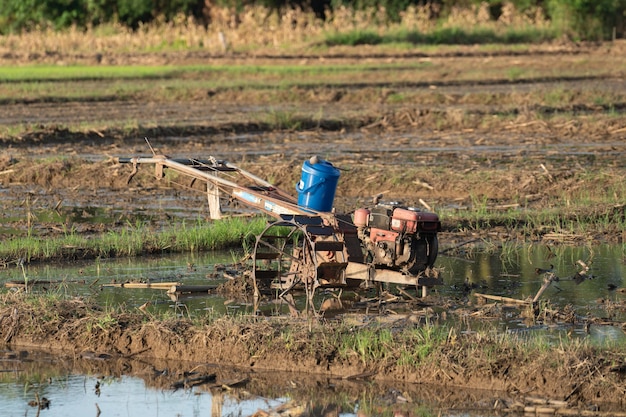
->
0 3 553 57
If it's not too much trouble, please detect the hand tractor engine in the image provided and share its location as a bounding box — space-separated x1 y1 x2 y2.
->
120 152 444 316
353 203 440 275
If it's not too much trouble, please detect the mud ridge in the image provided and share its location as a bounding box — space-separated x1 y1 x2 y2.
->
2 119 369 147
0 296 624 408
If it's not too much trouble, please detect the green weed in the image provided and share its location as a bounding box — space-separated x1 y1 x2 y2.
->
264 109 302 131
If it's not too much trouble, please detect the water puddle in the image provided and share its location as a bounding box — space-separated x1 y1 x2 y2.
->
436 243 626 343
0 348 516 417
1 252 240 316
0 366 284 417
1 244 624 335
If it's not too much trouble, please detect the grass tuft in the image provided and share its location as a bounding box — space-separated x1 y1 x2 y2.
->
0 216 268 263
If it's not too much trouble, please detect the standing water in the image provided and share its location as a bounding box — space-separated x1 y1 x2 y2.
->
0 244 624 416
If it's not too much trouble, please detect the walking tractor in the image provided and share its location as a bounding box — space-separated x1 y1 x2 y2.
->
118 151 442 315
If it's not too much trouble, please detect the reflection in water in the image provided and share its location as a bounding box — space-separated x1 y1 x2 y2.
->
436 243 625 321
0 350 560 417
0 349 522 417
0 350 280 417
0 244 624 327
0 373 281 417
432 243 626 344
0 252 244 315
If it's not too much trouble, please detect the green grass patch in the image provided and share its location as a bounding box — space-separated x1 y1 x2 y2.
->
0 65 184 82
0 216 268 263
323 26 558 47
0 62 432 83
0 61 434 106
263 109 303 130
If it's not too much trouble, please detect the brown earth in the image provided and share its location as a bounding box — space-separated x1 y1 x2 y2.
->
1 42 626 414
1 294 626 414
1 102 624 245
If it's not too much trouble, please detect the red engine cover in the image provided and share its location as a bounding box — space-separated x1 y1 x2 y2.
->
369 228 399 244
416 211 440 232
390 208 418 233
391 208 440 233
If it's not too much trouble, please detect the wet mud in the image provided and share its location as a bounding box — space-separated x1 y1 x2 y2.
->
0 292 625 414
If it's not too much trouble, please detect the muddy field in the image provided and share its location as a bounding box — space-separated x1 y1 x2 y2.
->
1 41 626 414
1 42 625 243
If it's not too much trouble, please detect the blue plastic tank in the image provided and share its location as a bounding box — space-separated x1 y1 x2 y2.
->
296 156 340 212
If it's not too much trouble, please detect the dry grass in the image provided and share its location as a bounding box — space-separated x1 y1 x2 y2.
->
442 2 549 30
0 4 551 57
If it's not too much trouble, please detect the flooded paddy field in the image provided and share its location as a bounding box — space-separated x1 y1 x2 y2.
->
1 42 625 416
1 245 624 336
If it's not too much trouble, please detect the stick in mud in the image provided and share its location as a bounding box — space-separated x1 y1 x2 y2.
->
474 271 558 305
532 272 558 303
101 281 180 289
167 284 218 294
473 293 529 305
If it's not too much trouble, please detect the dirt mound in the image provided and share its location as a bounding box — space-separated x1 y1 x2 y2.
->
1 294 624 411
